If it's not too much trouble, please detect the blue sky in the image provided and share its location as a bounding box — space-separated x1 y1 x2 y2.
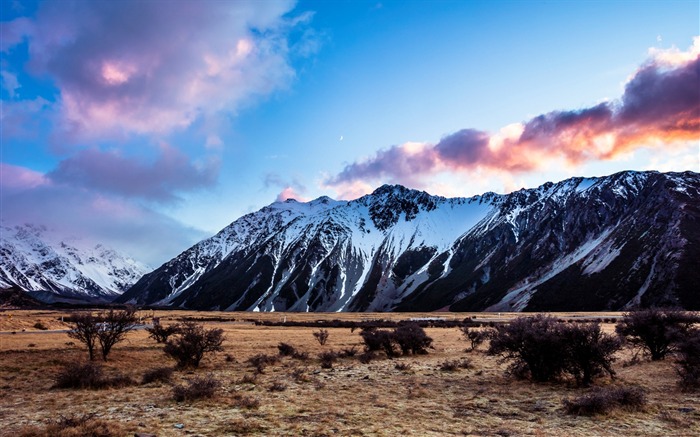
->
1 0 699 265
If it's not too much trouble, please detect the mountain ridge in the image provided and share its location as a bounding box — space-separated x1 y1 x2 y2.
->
117 170 700 311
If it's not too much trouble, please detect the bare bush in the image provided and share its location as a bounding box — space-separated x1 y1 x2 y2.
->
359 351 375 364
313 329 329 345
338 346 358 358
163 321 225 368
616 308 699 361
141 366 173 384
563 386 646 416
675 329 700 390
394 362 412 371
232 394 260 409
318 350 338 369
18 413 124 437
461 326 490 351
277 342 297 356
33 321 48 330
393 323 433 355
67 308 138 361
173 374 220 402
146 323 181 344
489 316 620 385
54 362 134 390
439 358 473 372
268 381 287 392
247 353 279 374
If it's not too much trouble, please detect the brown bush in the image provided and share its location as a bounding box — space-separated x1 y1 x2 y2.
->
172 374 220 402
675 329 700 390
313 329 329 345
439 358 473 372
563 386 646 416
163 321 225 368
616 308 699 361
18 413 124 437
146 323 181 343
53 362 134 390
247 353 279 374
141 366 173 384
319 350 339 369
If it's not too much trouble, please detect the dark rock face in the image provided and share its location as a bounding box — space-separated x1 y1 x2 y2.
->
118 171 700 312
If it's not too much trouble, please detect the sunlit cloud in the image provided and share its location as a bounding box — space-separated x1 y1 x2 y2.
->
324 38 700 198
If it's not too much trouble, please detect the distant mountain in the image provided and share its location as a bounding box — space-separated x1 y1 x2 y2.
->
117 170 699 311
0 224 150 303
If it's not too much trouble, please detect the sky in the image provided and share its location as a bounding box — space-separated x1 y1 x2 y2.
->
1 0 699 266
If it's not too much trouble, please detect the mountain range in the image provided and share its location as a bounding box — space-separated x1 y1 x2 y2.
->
0 224 149 303
115 170 700 312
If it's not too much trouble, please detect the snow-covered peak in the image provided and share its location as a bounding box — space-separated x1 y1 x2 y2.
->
0 223 150 300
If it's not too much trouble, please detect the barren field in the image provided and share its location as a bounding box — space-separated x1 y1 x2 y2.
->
1 310 698 436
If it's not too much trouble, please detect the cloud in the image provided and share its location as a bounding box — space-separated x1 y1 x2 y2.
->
6 0 302 141
325 38 700 197
276 186 310 202
1 164 207 266
264 173 310 202
48 145 219 202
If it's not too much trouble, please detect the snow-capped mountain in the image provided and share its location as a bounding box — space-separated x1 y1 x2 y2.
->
0 224 150 302
117 170 700 311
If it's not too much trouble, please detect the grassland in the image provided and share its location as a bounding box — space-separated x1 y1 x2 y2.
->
0 309 698 436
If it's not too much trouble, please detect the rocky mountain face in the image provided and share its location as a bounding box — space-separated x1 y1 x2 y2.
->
0 224 150 303
117 171 700 311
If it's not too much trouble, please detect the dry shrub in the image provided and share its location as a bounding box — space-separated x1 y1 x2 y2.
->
146 323 181 344
290 367 310 383
141 366 173 385
163 321 225 368
232 394 261 409
616 308 699 361
313 329 330 345
53 362 134 390
33 321 48 330
461 326 490 351
318 350 338 369
675 329 700 390
394 362 412 371
359 351 375 364
268 381 287 392
237 373 257 385
247 353 279 374
277 342 297 356
563 386 646 416
338 346 358 358
172 374 220 402
439 358 473 372
19 413 123 437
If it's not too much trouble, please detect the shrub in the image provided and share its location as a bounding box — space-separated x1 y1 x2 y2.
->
146 323 181 344
359 351 375 364
393 323 433 355
173 375 220 402
33 321 48 330
66 308 138 361
247 353 279 374
163 321 225 368
277 342 297 356
313 329 329 345
488 315 567 382
54 362 134 389
616 308 699 361
268 381 287 392
54 362 105 389
561 322 621 387
319 350 339 369
141 366 173 384
232 394 260 409
489 316 620 385
563 386 646 416
359 328 398 357
338 346 358 358
439 358 473 372
675 329 700 390
18 413 124 437
461 326 490 352
394 362 412 371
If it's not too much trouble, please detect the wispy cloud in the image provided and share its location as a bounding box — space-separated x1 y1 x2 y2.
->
325 38 700 198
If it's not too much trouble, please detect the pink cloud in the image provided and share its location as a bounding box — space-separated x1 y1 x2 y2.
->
325 39 700 198
9 0 301 140
1 162 49 190
276 186 310 202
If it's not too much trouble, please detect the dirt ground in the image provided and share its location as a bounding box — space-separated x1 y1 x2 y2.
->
0 309 698 436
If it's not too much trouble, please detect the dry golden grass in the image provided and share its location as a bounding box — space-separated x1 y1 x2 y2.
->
0 310 698 436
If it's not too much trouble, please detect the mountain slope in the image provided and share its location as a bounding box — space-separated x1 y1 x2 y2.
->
118 171 700 311
0 224 150 302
